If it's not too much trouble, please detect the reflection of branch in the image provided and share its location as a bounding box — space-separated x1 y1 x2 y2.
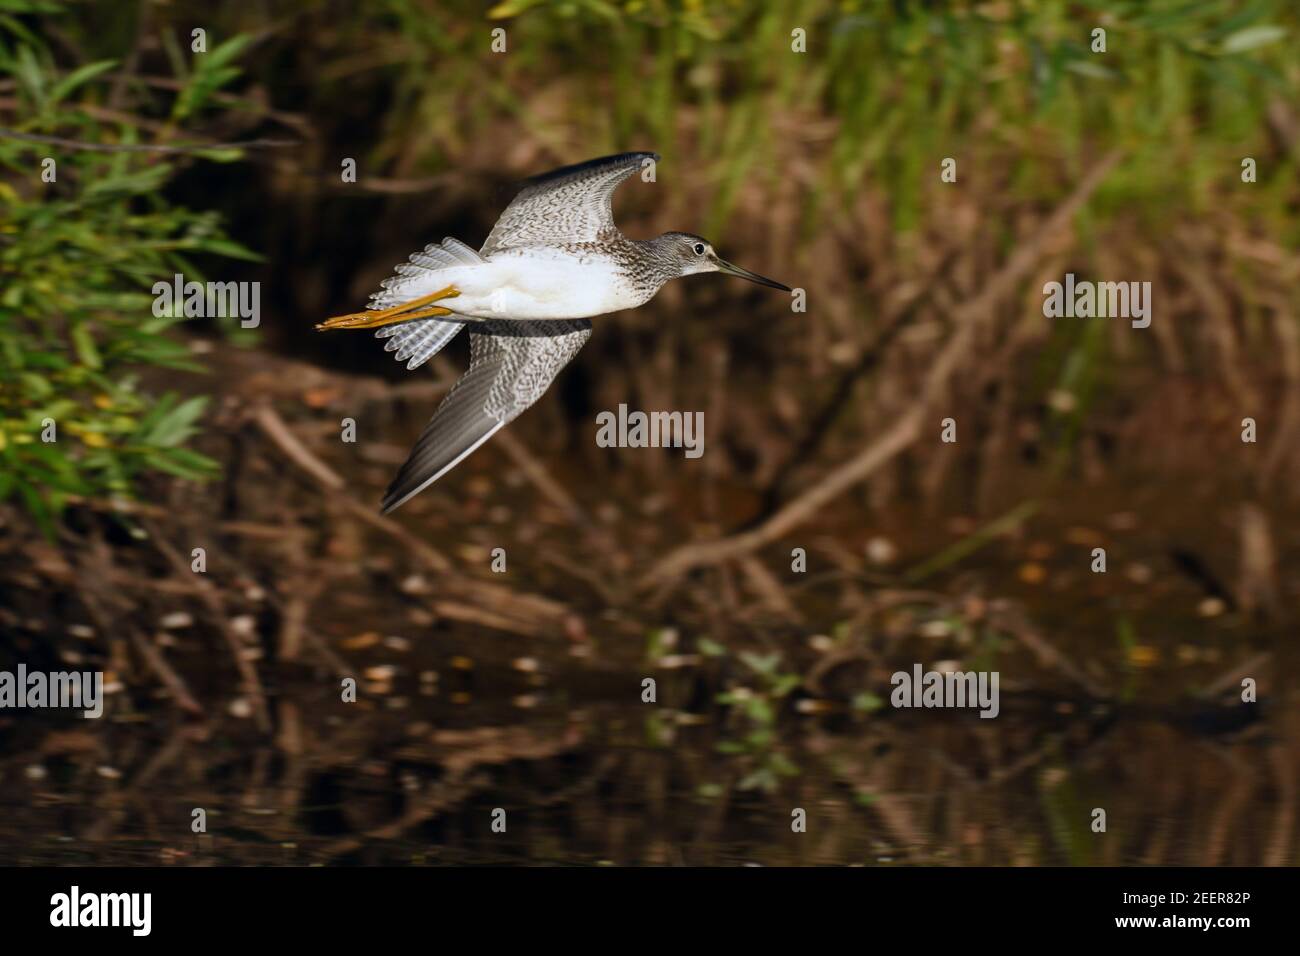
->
0 126 297 155
319 771 489 860
141 518 272 732
641 150 1125 590
990 600 1111 700
83 727 190 843
1266 742 1295 868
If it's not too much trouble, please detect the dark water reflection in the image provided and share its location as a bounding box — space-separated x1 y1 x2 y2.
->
1 658 1291 866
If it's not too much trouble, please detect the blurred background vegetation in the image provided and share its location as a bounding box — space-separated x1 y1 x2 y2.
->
0 0 1297 865
4 0 1298 520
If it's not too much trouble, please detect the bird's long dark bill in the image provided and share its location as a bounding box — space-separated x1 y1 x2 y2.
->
716 258 791 292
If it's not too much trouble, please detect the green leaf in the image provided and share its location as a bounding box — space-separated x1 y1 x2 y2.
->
70 322 101 369
697 636 727 657
13 43 46 108
1065 61 1115 80
172 33 253 120
84 165 171 198
488 0 544 18
50 58 116 104
769 752 799 777
852 691 884 713
142 394 207 447
745 697 774 725
1221 25 1286 54
195 238 263 261
149 446 217 479
738 650 781 676
204 33 254 71
771 674 801 697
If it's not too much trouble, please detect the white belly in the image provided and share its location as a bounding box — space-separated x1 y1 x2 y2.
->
445 249 647 321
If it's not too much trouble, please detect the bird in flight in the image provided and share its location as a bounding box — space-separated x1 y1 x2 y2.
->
317 151 790 514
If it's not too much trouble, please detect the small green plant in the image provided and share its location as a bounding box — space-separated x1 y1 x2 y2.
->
714 650 802 792
0 9 259 530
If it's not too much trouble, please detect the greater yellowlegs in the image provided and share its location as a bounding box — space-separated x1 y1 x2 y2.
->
317 152 790 513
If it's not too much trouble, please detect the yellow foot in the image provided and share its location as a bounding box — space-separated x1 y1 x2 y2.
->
315 304 456 330
316 285 460 331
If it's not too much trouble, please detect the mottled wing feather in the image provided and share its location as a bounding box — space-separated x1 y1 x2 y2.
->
380 320 593 513
479 152 658 254
375 317 465 371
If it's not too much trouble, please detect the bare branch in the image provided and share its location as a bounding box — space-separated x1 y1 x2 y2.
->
0 126 298 155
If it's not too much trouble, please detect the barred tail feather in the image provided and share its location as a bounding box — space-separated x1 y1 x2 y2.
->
375 317 465 370
368 236 483 310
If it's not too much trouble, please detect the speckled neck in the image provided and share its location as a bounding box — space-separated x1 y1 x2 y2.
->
625 234 685 295
565 233 681 303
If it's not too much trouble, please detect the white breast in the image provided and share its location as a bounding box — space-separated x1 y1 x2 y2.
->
448 248 649 321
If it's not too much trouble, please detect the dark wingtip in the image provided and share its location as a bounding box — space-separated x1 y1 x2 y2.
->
520 151 660 188
379 485 408 515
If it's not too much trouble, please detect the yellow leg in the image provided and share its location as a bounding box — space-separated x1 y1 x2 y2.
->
380 305 457 322
316 285 460 331
317 304 456 330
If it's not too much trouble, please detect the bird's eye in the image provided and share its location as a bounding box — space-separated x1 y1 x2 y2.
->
692 243 706 256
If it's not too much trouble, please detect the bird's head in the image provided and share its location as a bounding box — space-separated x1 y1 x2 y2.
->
653 232 791 291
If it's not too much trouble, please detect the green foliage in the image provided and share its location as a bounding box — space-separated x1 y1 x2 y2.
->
714 649 802 792
0 7 258 528
376 0 1300 243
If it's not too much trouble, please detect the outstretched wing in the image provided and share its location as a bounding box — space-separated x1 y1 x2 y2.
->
479 152 658 255
380 319 593 513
